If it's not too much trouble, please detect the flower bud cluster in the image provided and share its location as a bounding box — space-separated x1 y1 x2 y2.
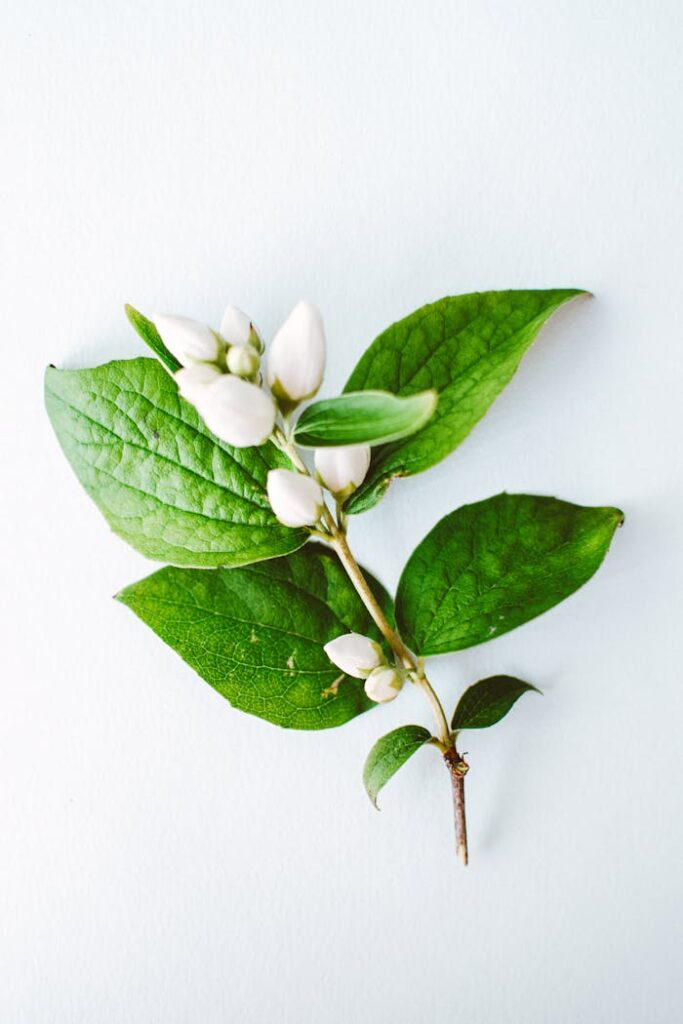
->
323 633 405 703
154 304 272 448
153 300 328 451
153 299 372 529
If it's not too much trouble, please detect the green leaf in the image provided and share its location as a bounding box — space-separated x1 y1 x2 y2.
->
344 289 585 513
125 304 181 373
293 390 437 448
452 675 539 731
363 725 432 808
45 357 307 567
396 493 623 656
117 543 394 730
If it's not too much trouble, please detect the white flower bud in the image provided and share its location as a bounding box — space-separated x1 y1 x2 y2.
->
194 375 276 447
364 666 404 703
314 445 371 497
175 363 223 404
220 304 263 352
226 345 260 378
266 300 325 403
323 632 384 679
153 313 223 366
266 469 324 528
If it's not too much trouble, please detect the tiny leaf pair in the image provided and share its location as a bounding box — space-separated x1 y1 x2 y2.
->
364 676 539 807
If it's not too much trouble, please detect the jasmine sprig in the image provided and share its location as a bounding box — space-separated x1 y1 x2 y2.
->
45 289 623 865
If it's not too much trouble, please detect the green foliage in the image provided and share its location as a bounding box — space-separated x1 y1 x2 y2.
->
125 304 181 373
363 725 432 807
293 389 437 448
117 543 394 730
44 357 307 567
396 493 623 656
45 288 624 855
344 289 584 512
452 675 539 731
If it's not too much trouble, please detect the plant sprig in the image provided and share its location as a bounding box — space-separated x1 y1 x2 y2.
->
45 289 623 864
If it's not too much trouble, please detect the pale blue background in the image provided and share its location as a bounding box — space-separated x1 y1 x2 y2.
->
2 1 682 1021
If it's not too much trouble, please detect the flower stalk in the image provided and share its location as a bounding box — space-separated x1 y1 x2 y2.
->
302 475 468 862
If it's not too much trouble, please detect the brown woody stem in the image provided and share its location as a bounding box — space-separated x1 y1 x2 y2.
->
444 747 469 865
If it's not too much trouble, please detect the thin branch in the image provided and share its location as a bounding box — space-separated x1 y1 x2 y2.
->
269 429 469 861
331 530 452 749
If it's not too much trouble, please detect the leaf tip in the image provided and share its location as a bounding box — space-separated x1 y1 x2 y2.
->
363 782 381 810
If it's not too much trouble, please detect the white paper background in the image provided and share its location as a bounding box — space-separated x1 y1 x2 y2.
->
2 2 682 1021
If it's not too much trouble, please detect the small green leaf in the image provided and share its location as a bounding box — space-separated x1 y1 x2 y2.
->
45 357 307 567
344 289 585 513
452 676 539 731
396 493 623 655
117 543 394 730
363 725 432 808
293 390 437 448
125 304 181 373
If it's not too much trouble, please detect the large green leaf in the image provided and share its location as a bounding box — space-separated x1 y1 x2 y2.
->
363 725 432 808
344 289 584 513
396 494 623 655
117 544 394 730
45 357 307 567
451 676 539 731
293 390 437 448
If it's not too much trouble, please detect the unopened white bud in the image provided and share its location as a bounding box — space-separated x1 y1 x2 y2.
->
266 300 325 403
220 304 263 352
226 345 260 378
266 469 324 528
323 632 385 679
364 666 404 703
175 363 223 404
314 445 371 496
194 375 275 447
153 313 223 366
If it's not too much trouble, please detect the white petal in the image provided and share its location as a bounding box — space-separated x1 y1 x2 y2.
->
219 304 254 347
314 445 371 495
195 375 275 447
364 666 404 703
266 300 325 402
266 469 324 528
153 313 222 366
323 632 384 679
174 364 223 404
